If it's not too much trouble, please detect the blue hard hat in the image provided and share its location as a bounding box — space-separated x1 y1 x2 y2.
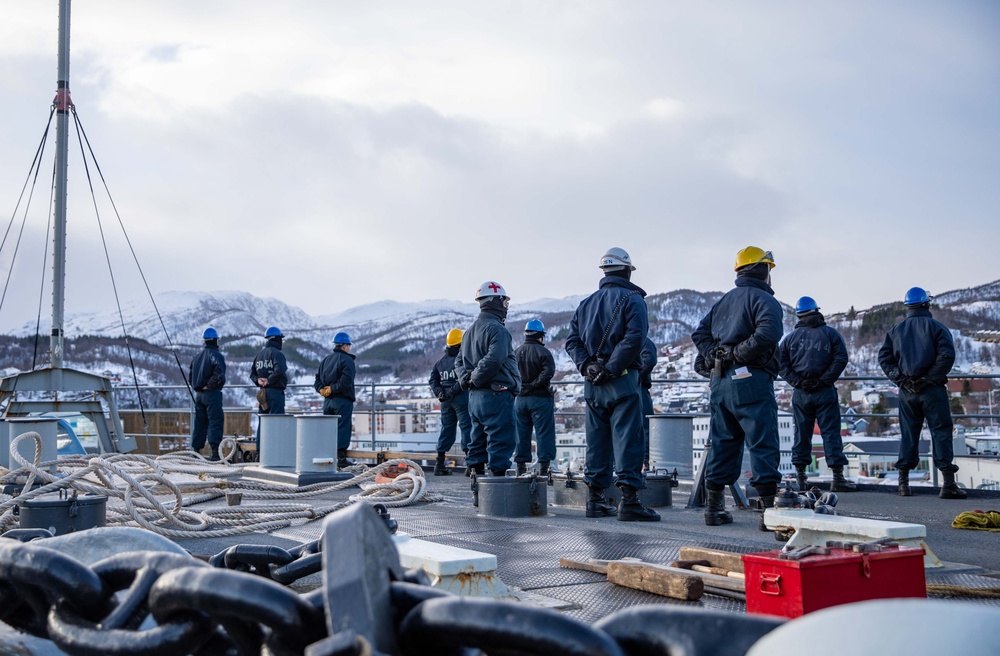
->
904 287 930 306
333 331 352 345
525 319 545 334
265 326 283 338
795 296 819 314
203 327 219 340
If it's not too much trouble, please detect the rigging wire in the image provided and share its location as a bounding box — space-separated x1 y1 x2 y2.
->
32 159 58 370
71 107 196 405
70 109 150 433
0 108 55 318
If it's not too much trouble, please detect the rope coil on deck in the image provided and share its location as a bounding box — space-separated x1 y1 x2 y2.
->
0 432 441 538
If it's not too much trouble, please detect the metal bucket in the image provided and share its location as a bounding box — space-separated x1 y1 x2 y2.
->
296 415 338 474
4 417 59 472
641 469 679 507
17 490 107 535
259 414 297 469
475 473 547 517
648 415 693 478
548 471 620 509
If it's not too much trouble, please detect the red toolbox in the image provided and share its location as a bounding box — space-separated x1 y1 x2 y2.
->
742 546 926 618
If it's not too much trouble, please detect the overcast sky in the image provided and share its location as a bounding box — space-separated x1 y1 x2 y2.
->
1 1 997 331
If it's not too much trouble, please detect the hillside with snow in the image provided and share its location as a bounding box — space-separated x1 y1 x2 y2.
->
6 279 999 389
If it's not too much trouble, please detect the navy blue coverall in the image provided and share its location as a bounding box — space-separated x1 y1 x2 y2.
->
565 276 648 491
190 342 227 454
878 308 958 473
778 312 849 468
250 337 288 450
454 312 521 473
429 346 472 454
315 347 356 451
514 336 557 465
692 275 783 492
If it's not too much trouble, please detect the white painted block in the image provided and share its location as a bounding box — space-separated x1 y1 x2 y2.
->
393 535 497 576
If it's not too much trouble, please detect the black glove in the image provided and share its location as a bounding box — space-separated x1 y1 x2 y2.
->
584 361 611 385
908 377 931 394
437 392 449 402
715 345 735 366
460 373 473 391
694 355 712 379
801 379 822 392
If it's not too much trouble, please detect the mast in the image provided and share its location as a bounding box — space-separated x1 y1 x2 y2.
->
51 0 71 369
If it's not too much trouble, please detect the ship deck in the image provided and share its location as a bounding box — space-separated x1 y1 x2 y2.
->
173 470 1000 621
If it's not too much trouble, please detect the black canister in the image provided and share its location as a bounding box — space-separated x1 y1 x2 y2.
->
17 490 108 535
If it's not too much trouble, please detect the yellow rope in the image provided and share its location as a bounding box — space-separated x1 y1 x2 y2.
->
951 510 1000 532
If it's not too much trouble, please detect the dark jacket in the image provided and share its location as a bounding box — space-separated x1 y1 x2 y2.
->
250 338 289 390
639 338 657 389
565 276 649 376
691 276 783 377
429 346 463 400
515 337 555 397
190 345 226 392
878 308 955 386
314 347 357 402
778 313 848 388
454 312 520 392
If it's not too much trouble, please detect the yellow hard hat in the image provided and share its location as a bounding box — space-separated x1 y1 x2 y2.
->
446 328 463 346
734 246 775 271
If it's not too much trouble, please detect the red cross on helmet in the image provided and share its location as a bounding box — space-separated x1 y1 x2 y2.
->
475 281 508 301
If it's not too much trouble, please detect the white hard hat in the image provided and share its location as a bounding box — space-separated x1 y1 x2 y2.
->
599 247 636 271
475 281 508 301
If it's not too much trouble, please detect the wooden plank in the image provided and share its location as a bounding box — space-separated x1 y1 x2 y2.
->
606 561 703 601
679 546 746 574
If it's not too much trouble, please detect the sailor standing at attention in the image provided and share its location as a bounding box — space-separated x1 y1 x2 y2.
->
190 327 227 461
429 328 473 476
250 326 288 451
455 281 521 478
513 319 557 476
692 246 783 530
778 296 855 492
315 332 357 470
878 287 966 499
566 247 660 522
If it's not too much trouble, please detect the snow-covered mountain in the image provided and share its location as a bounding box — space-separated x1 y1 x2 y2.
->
7 279 999 386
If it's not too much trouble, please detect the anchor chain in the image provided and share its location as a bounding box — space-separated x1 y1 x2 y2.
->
0 505 784 656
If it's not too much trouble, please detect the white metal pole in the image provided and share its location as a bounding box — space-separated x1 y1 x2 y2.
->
51 0 72 369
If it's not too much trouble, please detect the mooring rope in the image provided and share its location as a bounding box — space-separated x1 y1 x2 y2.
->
0 432 441 538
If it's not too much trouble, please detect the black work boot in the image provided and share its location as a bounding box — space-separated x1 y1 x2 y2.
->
898 469 912 497
336 448 353 470
704 487 733 526
939 470 968 500
209 445 221 462
830 466 857 492
794 465 808 491
539 461 550 477
586 485 617 518
434 452 452 476
516 462 527 476
617 485 661 522
756 484 777 532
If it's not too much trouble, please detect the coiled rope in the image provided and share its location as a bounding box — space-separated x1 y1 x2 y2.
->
951 509 1000 532
0 432 441 539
